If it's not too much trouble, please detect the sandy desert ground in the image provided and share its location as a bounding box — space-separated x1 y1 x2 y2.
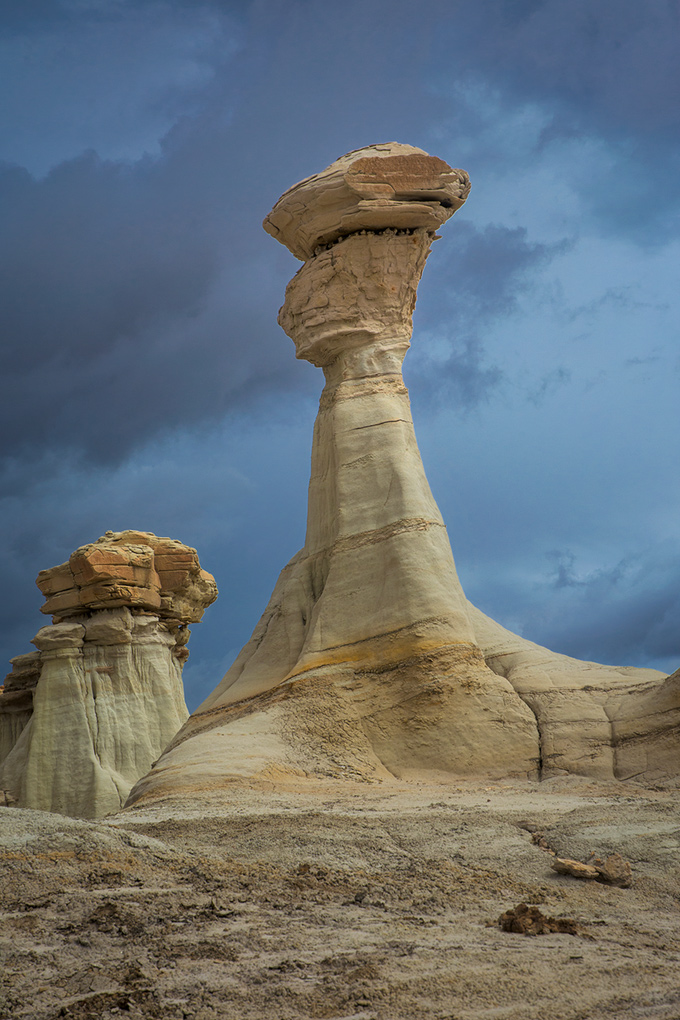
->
1 774 679 1020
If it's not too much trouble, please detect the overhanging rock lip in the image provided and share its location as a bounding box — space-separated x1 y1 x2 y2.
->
263 142 470 261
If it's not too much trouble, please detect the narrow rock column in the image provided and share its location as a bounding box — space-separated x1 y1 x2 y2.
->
277 228 476 677
199 146 481 708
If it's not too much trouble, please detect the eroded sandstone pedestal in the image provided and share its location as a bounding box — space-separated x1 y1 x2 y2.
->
126 143 678 810
0 531 217 818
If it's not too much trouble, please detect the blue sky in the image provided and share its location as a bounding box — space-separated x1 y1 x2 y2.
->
2 0 679 709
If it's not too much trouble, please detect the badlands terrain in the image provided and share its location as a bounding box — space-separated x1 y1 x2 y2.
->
2 144 678 1019
2 775 679 1019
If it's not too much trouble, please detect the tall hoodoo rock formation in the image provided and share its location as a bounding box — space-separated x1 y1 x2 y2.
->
0 531 217 818
127 143 678 809
127 144 538 804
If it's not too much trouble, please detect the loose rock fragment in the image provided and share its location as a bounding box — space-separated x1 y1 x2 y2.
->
531 831 554 851
551 852 632 888
551 857 601 881
590 852 633 888
498 903 581 937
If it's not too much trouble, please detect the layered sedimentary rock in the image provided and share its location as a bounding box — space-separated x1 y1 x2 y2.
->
0 531 217 818
0 652 40 804
127 143 677 809
262 144 470 260
468 606 678 782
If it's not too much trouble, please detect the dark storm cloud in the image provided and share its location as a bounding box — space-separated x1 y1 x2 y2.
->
429 0 680 241
407 337 503 413
0 0 69 32
0 0 217 32
4 0 676 472
0 410 315 691
228 0 680 242
0 0 439 472
0 10 567 469
532 545 680 671
408 221 564 407
1 154 219 369
448 0 680 138
74 0 680 162
219 0 680 153
430 222 564 326
0 143 313 470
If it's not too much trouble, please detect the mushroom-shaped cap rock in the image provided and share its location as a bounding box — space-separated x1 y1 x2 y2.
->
36 530 218 623
263 142 471 261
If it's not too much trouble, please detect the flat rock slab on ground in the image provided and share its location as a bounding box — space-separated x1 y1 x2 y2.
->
1 776 679 1020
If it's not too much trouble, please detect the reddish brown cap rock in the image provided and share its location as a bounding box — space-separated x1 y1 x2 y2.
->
263 142 470 261
36 531 218 623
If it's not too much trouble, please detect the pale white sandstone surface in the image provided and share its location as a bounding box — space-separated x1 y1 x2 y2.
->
0 531 217 818
468 603 679 781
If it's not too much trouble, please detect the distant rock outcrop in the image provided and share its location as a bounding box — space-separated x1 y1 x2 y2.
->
120 144 677 807
0 531 217 818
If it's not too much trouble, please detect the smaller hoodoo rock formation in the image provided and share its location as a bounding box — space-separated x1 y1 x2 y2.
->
0 531 217 819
